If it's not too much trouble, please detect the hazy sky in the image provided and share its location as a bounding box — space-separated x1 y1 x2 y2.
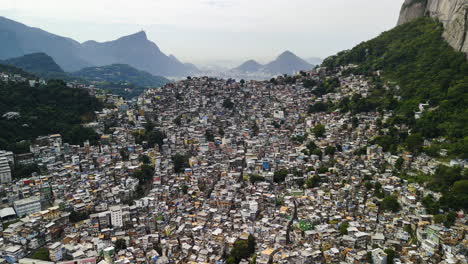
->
1 0 405 67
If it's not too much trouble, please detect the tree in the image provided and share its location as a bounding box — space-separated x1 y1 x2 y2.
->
139 155 151 165
223 98 235 109
219 127 225 137
355 147 367 155
173 115 182 126
317 166 328 174
69 210 89 223
395 157 404 171
452 180 468 194
380 196 401 212
352 117 359 128
247 234 256 255
115 238 127 251
364 181 373 190
144 121 155 132
422 195 440 215
132 164 155 200
312 149 323 159
205 130 215 142
433 214 445 224
120 149 129 161
305 176 320 188
0 79 103 153
339 222 349 235
64 125 100 146
226 256 237 264
273 169 288 183
384 248 396 264
147 130 166 148
31 248 50 261
181 185 189 195
172 153 190 174
227 235 256 264
313 124 326 138
444 211 457 227
12 163 40 179
303 79 317 88
366 252 373 263
325 146 336 156
249 174 265 184
251 122 259 135
406 133 423 153
308 102 329 113
306 141 317 152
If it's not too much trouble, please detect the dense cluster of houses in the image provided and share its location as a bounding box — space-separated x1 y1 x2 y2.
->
0 68 466 264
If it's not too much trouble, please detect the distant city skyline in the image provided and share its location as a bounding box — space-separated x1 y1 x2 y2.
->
0 0 404 67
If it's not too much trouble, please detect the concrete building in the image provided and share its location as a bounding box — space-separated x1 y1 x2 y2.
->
49 242 64 262
0 157 12 183
110 206 123 227
13 196 41 217
372 248 388 264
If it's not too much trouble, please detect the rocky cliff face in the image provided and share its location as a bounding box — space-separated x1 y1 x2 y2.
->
398 0 468 55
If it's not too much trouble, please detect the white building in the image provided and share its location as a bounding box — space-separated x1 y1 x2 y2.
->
110 205 123 227
0 157 12 184
13 196 41 217
273 110 285 119
371 248 387 264
0 150 14 164
48 242 64 262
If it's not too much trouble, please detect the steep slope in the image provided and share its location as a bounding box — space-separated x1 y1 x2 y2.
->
168 54 199 75
322 17 467 158
72 64 170 87
0 63 35 78
0 16 91 71
397 0 468 55
263 51 313 75
232 60 263 73
79 31 198 77
72 64 170 99
3 53 64 73
1 52 169 98
0 17 199 76
0 79 103 152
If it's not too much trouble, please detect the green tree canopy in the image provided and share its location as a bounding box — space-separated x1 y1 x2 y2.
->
313 124 326 138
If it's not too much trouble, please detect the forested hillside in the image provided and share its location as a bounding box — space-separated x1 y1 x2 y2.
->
72 64 170 98
3 53 64 73
323 17 467 159
0 79 103 153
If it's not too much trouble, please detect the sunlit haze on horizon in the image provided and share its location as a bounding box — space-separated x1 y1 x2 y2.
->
0 0 405 67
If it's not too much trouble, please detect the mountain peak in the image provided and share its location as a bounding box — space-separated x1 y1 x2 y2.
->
0 16 197 76
244 59 261 64
125 30 148 40
263 51 312 75
4 52 64 73
278 50 297 58
233 59 263 73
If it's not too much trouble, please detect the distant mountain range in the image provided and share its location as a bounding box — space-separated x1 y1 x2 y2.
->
72 64 169 88
71 64 170 98
231 51 314 76
0 52 170 98
0 16 198 77
3 52 64 73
